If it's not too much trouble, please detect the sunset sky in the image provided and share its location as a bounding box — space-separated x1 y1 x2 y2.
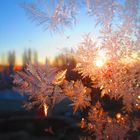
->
0 0 98 65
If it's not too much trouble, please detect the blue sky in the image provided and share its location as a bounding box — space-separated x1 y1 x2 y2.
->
0 0 98 65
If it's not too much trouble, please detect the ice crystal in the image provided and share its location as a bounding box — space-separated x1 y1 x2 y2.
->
105 118 130 140
88 102 135 140
23 0 78 32
75 35 140 112
63 80 91 113
13 63 66 109
88 102 109 139
13 0 140 139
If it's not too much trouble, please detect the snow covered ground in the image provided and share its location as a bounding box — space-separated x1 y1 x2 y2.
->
0 90 24 100
0 90 25 113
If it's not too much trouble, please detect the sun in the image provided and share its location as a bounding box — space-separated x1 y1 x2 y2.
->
95 49 108 67
95 59 104 67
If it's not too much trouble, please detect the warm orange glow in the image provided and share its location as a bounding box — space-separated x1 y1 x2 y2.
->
107 117 112 123
88 123 94 129
95 59 104 67
0 66 4 72
121 51 140 66
43 103 49 117
81 118 86 128
95 49 108 67
138 95 140 99
116 113 121 119
14 65 22 71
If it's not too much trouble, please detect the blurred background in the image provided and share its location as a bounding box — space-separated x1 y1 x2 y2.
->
0 1 88 139
0 0 97 116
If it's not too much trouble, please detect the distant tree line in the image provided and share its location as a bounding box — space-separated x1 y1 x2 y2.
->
0 48 38 90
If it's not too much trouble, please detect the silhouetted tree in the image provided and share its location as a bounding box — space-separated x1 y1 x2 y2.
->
22 49 34 67
7 51 16 73
33 50 38 64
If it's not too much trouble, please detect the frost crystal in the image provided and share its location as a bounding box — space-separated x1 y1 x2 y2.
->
63 80 91 113
13 63 66 109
